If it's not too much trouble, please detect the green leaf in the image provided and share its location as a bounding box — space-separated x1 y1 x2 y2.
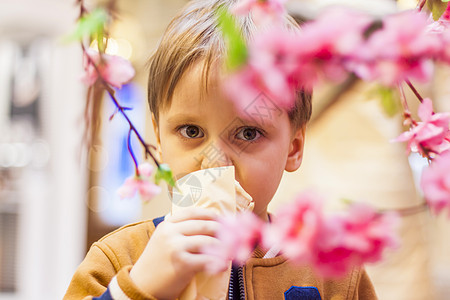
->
369 86 400 117
96 27 106 53
63 8 108 43
215 6 248 70
155 163 176 187
427 0 448 20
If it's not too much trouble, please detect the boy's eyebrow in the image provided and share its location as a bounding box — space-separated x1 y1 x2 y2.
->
166 113 279 129
166 114 202 124
238 114 277 130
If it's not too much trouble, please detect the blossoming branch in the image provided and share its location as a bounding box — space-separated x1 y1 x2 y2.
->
67 0 176 202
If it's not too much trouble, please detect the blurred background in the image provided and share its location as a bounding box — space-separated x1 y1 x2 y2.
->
0 0 449 299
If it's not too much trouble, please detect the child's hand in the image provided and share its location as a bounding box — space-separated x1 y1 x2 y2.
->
129 207 224 299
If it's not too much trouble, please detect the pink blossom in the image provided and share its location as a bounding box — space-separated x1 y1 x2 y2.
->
426 3 450 63
437 3 450 64
224 8 372 112
81 49 135 89
441 30 450 63
248 29 303 107
264 190 399 278
203 189 400 278
427 16 450 34
441 2 450 23
202 211 263 273
352 11 440 86
263 191 325 263
393 98 450 156
294 8 372 87
223 30 301 111
421 150 450 216
437 29 450 64
313 204 399 277
223 65 266 112
252 8 372 91
428 2 450 34
231 0 287 26
137 162 154 177
117 163 161 202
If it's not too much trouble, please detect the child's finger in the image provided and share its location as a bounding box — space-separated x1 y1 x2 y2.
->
181 235 220 254
174 219 220 237
176 252 225 273
167 207 218 223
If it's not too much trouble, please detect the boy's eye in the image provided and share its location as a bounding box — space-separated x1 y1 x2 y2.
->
236 127 261 141
179 125 204 139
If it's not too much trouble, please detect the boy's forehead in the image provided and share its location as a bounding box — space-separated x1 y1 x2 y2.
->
163 61 225 112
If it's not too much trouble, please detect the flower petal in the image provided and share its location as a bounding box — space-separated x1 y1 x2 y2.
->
138 163 154 178
138 181 162 202
117 177 138 199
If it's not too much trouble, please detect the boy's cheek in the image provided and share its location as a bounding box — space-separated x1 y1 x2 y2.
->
238 168 275 204
161 148 201 178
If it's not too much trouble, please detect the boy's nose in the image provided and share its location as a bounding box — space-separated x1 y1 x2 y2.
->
198 140 233 170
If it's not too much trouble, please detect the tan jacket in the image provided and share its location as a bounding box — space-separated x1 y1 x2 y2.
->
63 219 378 300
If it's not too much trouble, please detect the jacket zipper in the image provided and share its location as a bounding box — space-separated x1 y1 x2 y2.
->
228 266 245 300
238 266 245 300
228 266 234 299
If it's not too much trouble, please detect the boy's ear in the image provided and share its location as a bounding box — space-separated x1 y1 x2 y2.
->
151 113 162 160
285 127 305 172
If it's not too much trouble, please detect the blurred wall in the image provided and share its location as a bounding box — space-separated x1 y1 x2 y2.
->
0 0 87 299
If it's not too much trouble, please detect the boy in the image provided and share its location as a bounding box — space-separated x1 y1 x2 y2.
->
64 0 377 299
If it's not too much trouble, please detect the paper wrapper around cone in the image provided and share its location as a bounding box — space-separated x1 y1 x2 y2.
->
170 166 254 300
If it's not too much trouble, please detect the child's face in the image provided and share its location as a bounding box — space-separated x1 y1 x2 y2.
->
155 62 305 220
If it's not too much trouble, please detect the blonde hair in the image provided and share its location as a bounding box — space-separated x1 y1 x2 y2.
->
147 0 312 129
